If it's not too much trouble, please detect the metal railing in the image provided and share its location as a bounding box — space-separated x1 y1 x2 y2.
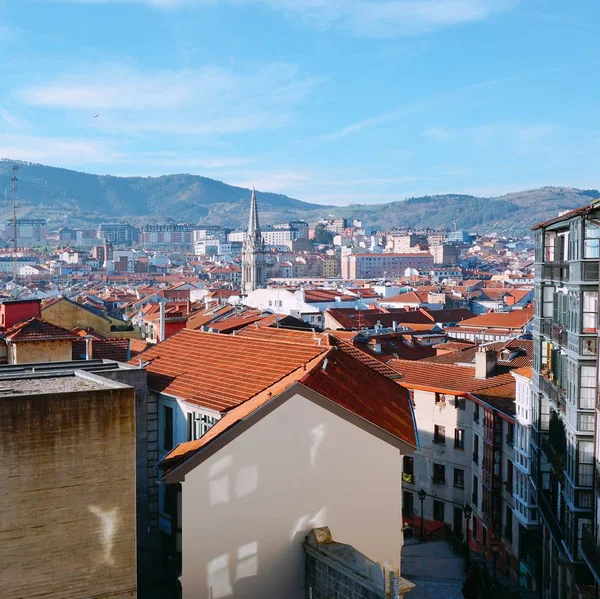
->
542 262 569 282
537 491 563 542
582 525 600 581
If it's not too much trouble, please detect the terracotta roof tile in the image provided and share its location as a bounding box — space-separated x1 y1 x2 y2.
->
4 317 79 342
454 306 533 330
134 329 329 412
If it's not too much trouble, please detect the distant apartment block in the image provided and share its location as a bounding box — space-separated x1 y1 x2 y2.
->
97 223 140 244
341 252 434 279
140 224 194 246
431 244 459 265
4 218 48 246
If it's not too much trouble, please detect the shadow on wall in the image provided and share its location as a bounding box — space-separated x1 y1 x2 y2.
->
191 417 338 598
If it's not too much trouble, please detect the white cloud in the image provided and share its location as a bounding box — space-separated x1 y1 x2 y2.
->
422 122 556 148
18 62 320 137
0 134 123 165
56 0 517 36
0 108 25 130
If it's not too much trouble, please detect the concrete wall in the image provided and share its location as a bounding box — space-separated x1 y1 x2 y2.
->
96 367 162 582
0 385 137 598
179 391 404 599
43 298 110 335
10 339 73 364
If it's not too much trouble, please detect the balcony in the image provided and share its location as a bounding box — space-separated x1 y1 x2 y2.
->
539 374 567 413
472 452 479 465
582 526 600 584
538 490 563 542
506 434 514 447
542 262 569 282
432 476 445 486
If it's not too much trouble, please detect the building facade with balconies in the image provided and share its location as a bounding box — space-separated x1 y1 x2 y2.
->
532 203 600 598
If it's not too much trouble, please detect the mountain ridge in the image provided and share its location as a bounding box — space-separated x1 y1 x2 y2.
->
0 159 598 235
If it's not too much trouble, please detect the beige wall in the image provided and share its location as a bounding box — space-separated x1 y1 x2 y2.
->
43 299 110 335
180 391 404 599
0 385 137 599
9 339 73 364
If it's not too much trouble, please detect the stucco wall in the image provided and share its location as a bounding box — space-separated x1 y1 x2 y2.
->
42 299 110 335
180 391 404 599
0 385 137 598
10 339 73 364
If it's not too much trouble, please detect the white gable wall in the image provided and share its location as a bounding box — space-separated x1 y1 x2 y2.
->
179 390 405 599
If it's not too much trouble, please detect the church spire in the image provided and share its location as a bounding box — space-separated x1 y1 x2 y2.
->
247 186 261 244
241 186 266 294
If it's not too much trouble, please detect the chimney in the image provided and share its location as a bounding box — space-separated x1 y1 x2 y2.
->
159 301 166 342
392 320 397 332
475 347 497 379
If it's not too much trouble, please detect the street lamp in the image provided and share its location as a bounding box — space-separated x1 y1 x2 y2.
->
418 488 427 541
490 537 502 582
463 503 473 564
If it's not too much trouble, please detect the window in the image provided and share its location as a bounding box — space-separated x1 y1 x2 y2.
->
433 463 446 485
433 500 445 522
434 425 446 445
505 507 513 542
403 456 414 484
578 441 594 487
454 468 465 489
579 414 594 432
403 491 414 518
435 393 446 405
584 221 600 258
544 232 556 262
163 405 174 450
506 422 514 446
164 483 177 517
582 291 598 333
455 396 465 410
473 433 479 464
505 460 513 494
188 412 218 441
472 475 479 507
455 428 465 449
580 366 596 409
541 285 556 319
473 403 480 423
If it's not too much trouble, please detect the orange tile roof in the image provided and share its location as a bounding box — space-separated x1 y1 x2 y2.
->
453 306 534 330
134 329 329 412
387 358 515 400
236 326 329 346
158 343 417 476
4 317 79 342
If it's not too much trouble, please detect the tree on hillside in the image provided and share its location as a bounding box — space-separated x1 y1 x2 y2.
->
314 223 334 244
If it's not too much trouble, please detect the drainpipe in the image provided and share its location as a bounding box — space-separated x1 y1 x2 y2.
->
159 301 166 342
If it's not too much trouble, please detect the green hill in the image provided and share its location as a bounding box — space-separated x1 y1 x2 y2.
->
0 160 597 234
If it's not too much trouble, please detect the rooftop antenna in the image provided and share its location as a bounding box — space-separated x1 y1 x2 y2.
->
11 165 19 278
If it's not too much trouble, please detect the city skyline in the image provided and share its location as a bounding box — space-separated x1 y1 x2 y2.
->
0 1 599 206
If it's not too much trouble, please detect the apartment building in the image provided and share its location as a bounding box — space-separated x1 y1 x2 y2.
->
532 203 600 598
97 223 139 244
341 252 434 279
390 345 532 583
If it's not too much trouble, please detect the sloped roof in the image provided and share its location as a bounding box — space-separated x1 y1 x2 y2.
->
454 306 534 330
4 317 79 342
134 329 329 412
157 344 417 478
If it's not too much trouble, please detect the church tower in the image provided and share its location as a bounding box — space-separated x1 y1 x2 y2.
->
241 187 266 294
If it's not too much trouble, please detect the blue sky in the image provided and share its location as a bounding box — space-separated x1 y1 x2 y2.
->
0 0 599 205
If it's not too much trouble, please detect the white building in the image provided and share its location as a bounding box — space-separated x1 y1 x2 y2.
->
147 330 418 599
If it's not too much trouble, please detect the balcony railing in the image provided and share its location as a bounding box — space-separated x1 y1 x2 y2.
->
582 525 600 583
539 374 567 413
472 452 479 465
538 491 563 542
506 434 514 447
542 262 569 282
432 476 445 486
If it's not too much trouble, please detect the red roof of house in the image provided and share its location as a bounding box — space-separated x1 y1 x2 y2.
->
134 329 329 412
4 317 79 342
453 306 534 330
157 340 417 476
